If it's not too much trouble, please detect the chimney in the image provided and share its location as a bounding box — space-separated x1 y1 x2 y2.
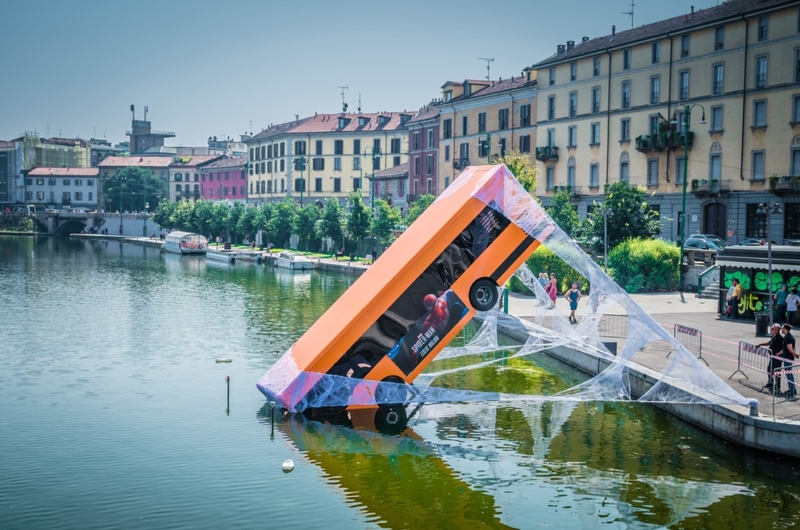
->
582 36 590 43
557 44 566 54
612 25 616 36
567 40 575 51
691 5 695 17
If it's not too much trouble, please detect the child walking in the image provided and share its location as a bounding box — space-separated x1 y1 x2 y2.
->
565 282 582 324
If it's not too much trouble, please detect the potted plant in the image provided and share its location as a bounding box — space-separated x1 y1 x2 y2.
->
691 179 700 192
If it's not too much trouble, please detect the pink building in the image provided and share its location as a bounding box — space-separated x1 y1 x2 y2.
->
406 103 440 201
198 156 248 202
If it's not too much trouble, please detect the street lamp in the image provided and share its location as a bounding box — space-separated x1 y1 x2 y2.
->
673 103 706 293
143 201 149 237
757 202 783 328
298 154 306 206
484 132 493 163
119 176 125 235
364 146 380 255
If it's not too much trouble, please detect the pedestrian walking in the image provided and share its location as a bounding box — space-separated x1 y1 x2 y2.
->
786 286 798 326
725 282 736 317
775 284 789 324
538 273 547 289
757 323 784 393
780 324 797 398
731 279 743 319
565 282 582 324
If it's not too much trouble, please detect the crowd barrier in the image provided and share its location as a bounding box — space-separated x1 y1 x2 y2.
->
670 323 708 365
597 314 628 339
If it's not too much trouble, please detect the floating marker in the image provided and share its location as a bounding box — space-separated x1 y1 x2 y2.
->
216 358 233 363
282 459 294 473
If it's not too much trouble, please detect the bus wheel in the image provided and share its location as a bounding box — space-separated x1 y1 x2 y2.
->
469 278 498 311
375 404 408 434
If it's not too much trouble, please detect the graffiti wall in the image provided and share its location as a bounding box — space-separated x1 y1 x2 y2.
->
721 267 800 319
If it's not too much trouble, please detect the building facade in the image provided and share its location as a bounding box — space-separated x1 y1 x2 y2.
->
167 155 220 202
245 112 411 205
531 0 800 243
26 167 99 209
198 156 248 202
98 156 173 209
438 75 538 194
406 103 440 201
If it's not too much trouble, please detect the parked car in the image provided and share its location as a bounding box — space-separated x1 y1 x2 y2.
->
687 233 727 248
785 240 800 246
738 238 778 246
684 239 723 251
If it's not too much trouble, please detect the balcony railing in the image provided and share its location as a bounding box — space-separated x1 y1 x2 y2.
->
636 131 693 152
691 179 730 197
453 157 470 170
535 146 559 162
769 175 800 196
553 184 581 197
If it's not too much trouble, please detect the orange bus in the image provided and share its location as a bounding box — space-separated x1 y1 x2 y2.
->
258 165 550 430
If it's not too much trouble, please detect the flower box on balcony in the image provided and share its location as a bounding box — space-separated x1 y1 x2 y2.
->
536 146 559 162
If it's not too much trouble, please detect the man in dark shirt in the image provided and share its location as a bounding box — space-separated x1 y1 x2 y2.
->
781 324 797 398
758 324 784 392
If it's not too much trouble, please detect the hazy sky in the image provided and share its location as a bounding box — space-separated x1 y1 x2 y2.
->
0 0 721 147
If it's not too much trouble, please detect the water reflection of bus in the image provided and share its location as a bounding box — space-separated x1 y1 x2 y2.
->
259 165 552 427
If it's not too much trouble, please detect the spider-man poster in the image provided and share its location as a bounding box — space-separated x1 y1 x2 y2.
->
388 289 468 375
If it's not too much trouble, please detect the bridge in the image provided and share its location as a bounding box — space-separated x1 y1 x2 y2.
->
35 211 158 236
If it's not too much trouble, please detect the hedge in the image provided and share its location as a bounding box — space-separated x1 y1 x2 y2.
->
607 237 680 293
507 246 589 296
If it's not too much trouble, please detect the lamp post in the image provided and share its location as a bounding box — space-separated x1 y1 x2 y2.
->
757 202 783 328
485 132 493 163
119 176 125 235
603 205 610 271
143 201 149 237
364 146 379 254
672 104 706 293
298 154 306 206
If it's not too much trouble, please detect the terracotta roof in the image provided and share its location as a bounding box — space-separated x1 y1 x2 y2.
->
247 111 410 142
98 156 173 168
168 155 220 168
533 0 792 68
373 162 408 180
449 75 536 103
199 156 247 170
407 104 440 125
246 118 313 143
28 167 100 176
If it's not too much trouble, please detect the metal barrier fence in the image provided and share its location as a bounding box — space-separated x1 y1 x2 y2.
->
670 324 708 365
597 314 629 339
730 341 774 380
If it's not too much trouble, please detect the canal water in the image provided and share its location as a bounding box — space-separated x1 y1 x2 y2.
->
1 235 799 529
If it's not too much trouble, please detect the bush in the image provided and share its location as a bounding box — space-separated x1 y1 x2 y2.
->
607 238 679 293
507 246 588 295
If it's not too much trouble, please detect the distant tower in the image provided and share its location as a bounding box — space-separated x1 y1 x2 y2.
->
127 105 175 154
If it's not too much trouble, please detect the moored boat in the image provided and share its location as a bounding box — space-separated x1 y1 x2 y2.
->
275 251 315 271
206 249 237 263
163 231 207 255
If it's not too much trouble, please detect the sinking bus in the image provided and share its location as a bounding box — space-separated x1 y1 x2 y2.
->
258 165 551 430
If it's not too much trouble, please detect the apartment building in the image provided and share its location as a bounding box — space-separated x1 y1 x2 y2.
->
245 112 411 205
406 103 440 201
167 155 220 202
98 156 173 209
531 0 800 243
26 167 99 209
198 156 248 202
438 74 537 194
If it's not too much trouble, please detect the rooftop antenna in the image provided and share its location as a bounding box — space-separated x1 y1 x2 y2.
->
358 93 362 113
249 121 252 134
93 126 96 138
623 0 636 29
144 105 149 121
338 86 349 113
130 104 135 121
479 57 495 80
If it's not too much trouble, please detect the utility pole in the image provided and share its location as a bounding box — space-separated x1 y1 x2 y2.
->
337 86 349 112
479 57 495 80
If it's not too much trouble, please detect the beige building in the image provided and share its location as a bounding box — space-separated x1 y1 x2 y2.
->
245 112 412 205
167 155 220 202
438 75 538 193
98 156 172 209
531 0 800 243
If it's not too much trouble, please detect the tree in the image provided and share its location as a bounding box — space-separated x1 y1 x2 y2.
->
492 150 538 193
294 204 321 251
268 199 298 248
546 187 581 238
371 199 402 249
406 194 436 226
226 201 246 243
210 202 230 239
152 199 175 230
585 182 662 254
194 200 215 237
318 198 344 251
103 166 166 212
345 190 371 252
237 204 260 243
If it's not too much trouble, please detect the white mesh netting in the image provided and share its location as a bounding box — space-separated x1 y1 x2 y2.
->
257 165 754 412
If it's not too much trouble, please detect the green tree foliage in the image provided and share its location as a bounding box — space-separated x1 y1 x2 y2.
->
507 246 588 295
226 201 246 243
371 199 402 248
546 187 581 238
295 204 321 251
493 150 538 193
584 182 662 254
318 198 344 251
268 199 298 247
237 205 260 242
193 200 215 236
210 202 230 239
103 166 166 212
256 203 272 244
152 199 175 230
608 238 680 293
406 194 436 226
345 190 371 249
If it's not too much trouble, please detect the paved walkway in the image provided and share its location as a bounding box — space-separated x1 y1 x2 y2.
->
506 291 800 420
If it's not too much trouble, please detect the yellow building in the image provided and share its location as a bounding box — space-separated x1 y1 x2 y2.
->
438 75 537 193
531 0 800 243
245 112 412 206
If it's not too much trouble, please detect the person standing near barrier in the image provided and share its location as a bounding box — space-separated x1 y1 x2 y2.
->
781 324 797 398
565 283 582 324
775 284 789 324
786 286 798 326
731 279 743 319
725 282 736 317
758 324 784 392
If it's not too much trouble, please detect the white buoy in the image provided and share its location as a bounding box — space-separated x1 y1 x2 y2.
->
282 459 294 473
215 358 233 363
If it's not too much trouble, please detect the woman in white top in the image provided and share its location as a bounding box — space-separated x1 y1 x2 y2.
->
787 287 799 326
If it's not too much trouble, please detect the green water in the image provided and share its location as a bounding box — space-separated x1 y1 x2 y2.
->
1 235 799 529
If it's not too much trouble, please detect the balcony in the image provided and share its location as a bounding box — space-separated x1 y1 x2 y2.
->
769 175 800 196
635 134 665 152
691 179 730 197
535 146 559 162
453 158 470 170
553 184 581 197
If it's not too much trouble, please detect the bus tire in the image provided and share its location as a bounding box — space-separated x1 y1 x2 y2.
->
469 278 498 311
375 404 408 434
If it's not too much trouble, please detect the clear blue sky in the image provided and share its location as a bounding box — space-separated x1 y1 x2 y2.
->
0 0 720 147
